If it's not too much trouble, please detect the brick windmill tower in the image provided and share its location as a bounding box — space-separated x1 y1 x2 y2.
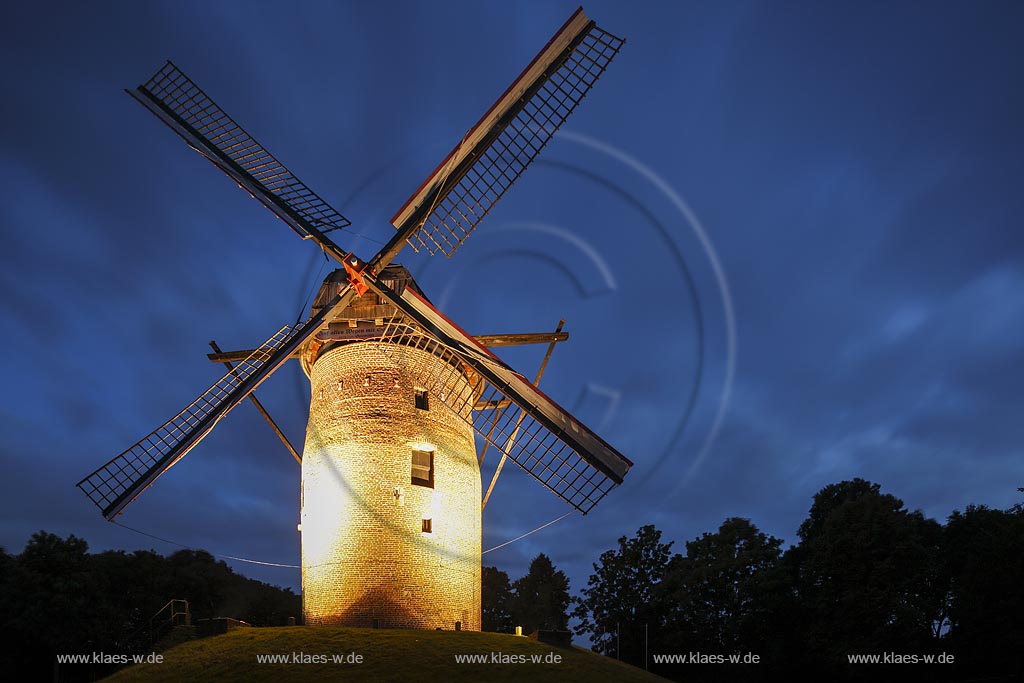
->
297 267 485 628
78 7 632 630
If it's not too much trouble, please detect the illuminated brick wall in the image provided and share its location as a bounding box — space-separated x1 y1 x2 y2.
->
300 342 481 630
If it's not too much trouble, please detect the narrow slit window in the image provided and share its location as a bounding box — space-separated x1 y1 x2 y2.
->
411 449 434 488
415 389 429 411
378 279 398 305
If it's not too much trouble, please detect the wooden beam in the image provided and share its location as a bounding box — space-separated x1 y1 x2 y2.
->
474 399 512 411
209 340 302 465
477 332 568 347
481 319 565 511
207 331 569 364
208 350 298 363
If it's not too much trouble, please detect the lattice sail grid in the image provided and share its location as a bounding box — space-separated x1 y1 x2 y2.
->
137 61 351 237
408 24 624 257
372 320 619 514
78 325 298 519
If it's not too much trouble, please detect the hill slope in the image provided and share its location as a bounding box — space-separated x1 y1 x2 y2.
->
104 627 666 682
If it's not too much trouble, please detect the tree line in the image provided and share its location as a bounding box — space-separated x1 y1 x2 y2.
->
484 479 1023 681
1 478 1019 681
0 536 300 681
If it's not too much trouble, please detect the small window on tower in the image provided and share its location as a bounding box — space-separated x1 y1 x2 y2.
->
415 389 429 411
421 518 432 534
411 449 434 488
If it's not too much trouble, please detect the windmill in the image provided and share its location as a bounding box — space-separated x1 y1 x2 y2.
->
78 7 632 630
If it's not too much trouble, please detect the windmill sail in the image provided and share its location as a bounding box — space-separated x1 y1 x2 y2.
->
77 293 347 520
128 61 351 245
391 7 624 257
368 277 632 513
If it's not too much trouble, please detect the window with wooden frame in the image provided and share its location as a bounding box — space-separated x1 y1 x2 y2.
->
411 449 434 488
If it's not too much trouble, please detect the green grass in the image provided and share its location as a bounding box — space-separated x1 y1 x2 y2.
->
104 626 666 682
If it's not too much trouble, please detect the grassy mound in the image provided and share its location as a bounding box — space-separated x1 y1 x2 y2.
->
104 626 665 682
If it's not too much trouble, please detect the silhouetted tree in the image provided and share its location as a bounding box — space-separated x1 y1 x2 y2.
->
573 525 676 665
510 553 571 634
660 518 786 657
481 565 514 633
0 532 118 681
791 479 944 671
1012 486 1024 514
943 503 1024 676
0 531 300 681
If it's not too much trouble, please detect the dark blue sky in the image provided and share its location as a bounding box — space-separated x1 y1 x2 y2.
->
1 1 1021 596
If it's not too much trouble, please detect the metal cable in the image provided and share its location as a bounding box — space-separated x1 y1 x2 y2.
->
482 510 576 555
112 521 300 569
